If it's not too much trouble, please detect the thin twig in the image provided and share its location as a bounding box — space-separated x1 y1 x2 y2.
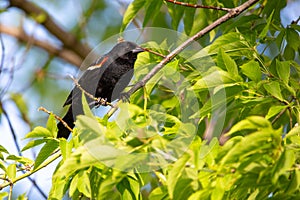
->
291 16 300 25
69 75 114 107
288 107 293 129
38 106 73 132
142 47 166 58
0 34 4 74
8 183 13 200
271 106 289 124
164 0 231 12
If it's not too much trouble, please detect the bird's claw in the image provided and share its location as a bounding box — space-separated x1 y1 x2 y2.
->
95 97 108 107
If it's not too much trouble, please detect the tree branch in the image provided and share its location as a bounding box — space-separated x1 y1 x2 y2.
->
0 24 82 67
8 0 92 59
107 0 259 118
164 0 231 12
127 0 259 96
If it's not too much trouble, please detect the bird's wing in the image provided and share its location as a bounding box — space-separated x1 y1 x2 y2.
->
63 56 109 107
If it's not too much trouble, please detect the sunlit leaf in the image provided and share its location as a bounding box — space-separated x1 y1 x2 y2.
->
263 81 284 101
258 11 274 39
0 192 8 199
272 149 295 183
266 105 287 119
33 140 59 170
46 114 58 137
240 60 261 83
286 170 300 194
276 60 290 85
7 164 16 179
25 127 52 138
22 139 49 152
167 153 190 199
217 48 238 76
226 116 272 136
0 145 9 154
77 171 91 198
6 155 34 165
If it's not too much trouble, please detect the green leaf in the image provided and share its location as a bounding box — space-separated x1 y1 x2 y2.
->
117 176 140 200
192 67 241 91
173 178 194 200
286 126 300 137
258 10 274 39
121 0 146 32
22 139 49 152
226 116 272 136
266 105 287 119
208 32 253 58
77 171 91 198
262 0 286 24
59 138 73 161
221 130 281 166
286 170 300 194
167 153 190 199
167 1 185 30
240 60 261 83
46 114 58 137
143 0 163 27
33 140 59 170
0 145 9 154
187 33 254 63
75 115 104 141
7 164 16 179
218 48 238 76
263 81 283 101
0 192 8 199
69 172 79 197
82 92 94 118
286 28 300 51
272 149 295 183
149 186 167 199
183 1 197 35
25 126 52 138
276 60 290 85
283 45 295 60
6 155 34 165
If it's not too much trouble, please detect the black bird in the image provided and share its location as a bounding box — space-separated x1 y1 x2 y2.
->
57 41 144 138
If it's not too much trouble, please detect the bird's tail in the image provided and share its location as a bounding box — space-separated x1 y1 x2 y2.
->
57 106 75 139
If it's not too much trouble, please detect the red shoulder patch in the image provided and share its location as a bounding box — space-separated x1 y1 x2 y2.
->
88 56 109 70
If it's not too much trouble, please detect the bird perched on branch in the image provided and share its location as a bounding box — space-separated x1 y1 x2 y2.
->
57 41 144 138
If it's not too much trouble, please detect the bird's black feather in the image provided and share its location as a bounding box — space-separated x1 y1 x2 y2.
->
57 41 143 138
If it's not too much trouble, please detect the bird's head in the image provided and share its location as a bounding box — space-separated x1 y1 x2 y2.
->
109 41 144 63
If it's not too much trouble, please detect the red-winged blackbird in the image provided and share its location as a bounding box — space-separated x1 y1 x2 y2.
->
57 41 144 138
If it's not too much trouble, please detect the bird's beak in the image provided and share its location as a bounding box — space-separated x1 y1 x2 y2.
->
132 46 144 53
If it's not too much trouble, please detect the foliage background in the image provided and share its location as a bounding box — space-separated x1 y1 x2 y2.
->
0 0 299 199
